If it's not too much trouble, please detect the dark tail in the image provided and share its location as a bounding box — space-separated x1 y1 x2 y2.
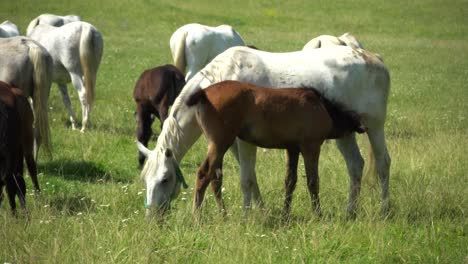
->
313 89 367 138
186 89 207 107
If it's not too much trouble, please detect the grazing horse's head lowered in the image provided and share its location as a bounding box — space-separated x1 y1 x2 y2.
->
137 117 190 216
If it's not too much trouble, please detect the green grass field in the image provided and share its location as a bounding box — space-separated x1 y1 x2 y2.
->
1 0 467 262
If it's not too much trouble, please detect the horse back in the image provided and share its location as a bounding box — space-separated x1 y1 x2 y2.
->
134 65 185 106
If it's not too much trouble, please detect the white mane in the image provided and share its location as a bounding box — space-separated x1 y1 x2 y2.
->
141 116 182 180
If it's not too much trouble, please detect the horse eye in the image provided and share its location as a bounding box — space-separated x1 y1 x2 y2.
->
161 178 169 184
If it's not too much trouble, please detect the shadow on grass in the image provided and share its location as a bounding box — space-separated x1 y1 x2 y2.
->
39 159 119 183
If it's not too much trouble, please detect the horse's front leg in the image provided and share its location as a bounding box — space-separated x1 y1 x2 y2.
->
58 83 78 130
194 143 227 214
236 139 263 209
210 163 226 215
283 148 299 218
136 104 154 169
301 143 322 216
193 158 211 213
157 103 169 129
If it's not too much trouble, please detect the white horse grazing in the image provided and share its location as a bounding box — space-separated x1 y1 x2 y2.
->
0 37 53 156
0 21 20 38
29 21 103 132
303 32 364 50
170 23 245 81
138 45 391 218
26 14 81 36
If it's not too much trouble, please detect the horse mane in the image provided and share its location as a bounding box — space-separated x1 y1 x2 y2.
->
305 87 366 137
141 116 182 180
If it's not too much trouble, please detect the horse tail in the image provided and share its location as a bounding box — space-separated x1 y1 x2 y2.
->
79 23 103 108
28 40 52 156
171 29 187 74
26 17 40 36
186 88 206 107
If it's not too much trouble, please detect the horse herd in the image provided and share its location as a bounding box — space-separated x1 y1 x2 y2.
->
0 15 391 221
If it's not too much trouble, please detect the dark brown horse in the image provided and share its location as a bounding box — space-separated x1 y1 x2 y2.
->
133 64 186 168
0 81 38 214
186 81 366 217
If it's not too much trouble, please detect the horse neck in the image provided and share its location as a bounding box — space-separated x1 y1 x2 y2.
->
156 74 206 162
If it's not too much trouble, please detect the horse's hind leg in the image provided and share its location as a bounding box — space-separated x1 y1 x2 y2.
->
283 148 299 218
70 74 90 132
25 152 39 192
58 83 78 130
336 133 364 218
236 139 264 209
301 143 322 216
367 127 391 216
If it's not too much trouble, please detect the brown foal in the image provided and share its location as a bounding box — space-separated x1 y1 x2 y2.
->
186 80 366 217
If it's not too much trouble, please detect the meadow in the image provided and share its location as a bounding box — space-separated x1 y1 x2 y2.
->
1 0 467 262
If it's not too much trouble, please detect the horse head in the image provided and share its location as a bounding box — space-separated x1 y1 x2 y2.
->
137 142 188 218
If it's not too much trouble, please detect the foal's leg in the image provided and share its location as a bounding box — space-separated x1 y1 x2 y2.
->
58 83 78 130
193 143 227 212
336 133 364 218
366 127 391 216
236 139 264 209
210 160 226 214
283 148 299 217
301 143 322 215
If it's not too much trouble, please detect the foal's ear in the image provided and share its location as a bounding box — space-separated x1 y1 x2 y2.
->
137 141 151 157
165 148 173 158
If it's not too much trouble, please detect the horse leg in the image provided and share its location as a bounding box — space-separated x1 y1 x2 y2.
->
136 104 153 169
157 103 169 129
15 149 26 210
366 127 391 216
210 160 226 214
283 148 299 218
69 74 90 132
193 143 227 213
24 150 39 192
336 133 364 218
58 83 78 130
22 119 40 192
236 139 263 209
301 143 322 215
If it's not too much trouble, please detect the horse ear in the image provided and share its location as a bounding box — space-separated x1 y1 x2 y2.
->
165 148 173 158
137 141 151 157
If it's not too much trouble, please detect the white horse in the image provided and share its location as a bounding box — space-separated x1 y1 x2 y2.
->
0 21 20 38
0 36 53 157
29 21 103 132
170 23 245 81
138 45 391 218
303 32 364 50
26 14 81 36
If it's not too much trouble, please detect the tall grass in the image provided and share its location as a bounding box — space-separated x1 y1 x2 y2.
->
1 0 467 262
